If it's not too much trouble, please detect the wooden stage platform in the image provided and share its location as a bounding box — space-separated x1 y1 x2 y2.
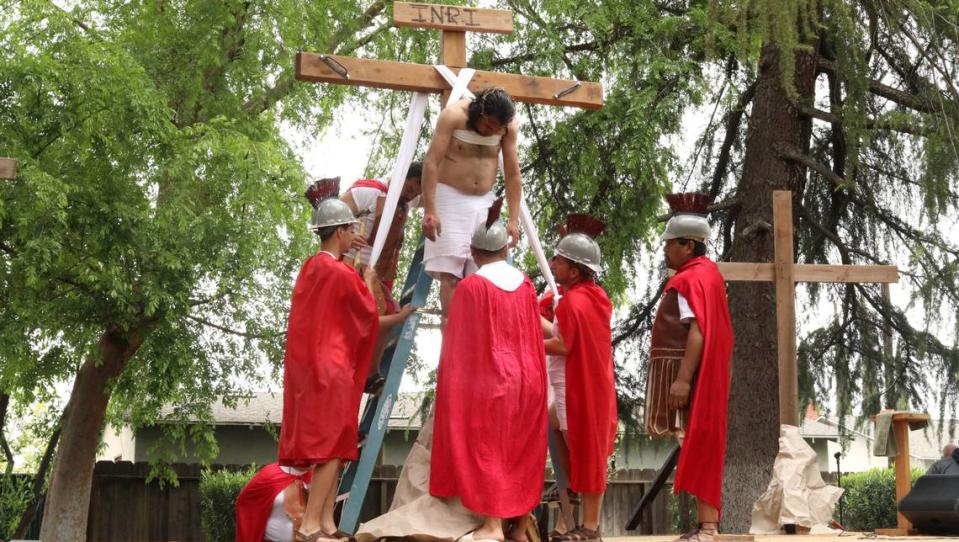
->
605 534 958 542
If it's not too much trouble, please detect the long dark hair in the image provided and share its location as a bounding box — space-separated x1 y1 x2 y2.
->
466 88 515 132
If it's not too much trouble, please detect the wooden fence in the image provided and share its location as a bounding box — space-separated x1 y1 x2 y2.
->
60 463 845 540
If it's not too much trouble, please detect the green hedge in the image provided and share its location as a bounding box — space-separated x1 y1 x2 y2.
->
0 474 33 540
199 466 257 542
839 467 923 531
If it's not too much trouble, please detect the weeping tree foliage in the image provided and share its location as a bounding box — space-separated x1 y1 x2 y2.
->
461 0 959 530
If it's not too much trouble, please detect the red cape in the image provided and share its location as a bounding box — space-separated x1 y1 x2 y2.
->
556 280 617 493
349 178 388 192
278 252 379 467
537 286 567 321
666 256 733 511
235 464 312 542
430 274 548 517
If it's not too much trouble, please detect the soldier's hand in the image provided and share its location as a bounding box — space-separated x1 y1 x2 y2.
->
668 379 691 410
351 236 370 250
398 304 417 319
507 220 520 247
423 213 441 241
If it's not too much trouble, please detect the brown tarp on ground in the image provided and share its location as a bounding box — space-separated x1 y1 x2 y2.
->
356 411 483 542
750 425 844 534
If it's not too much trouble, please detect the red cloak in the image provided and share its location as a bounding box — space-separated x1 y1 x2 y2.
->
278 252 379 467
349 178 388 192
537 286 567 321
666 256 733 511
430 274 548 518
556 280 617 493
235 463 312 542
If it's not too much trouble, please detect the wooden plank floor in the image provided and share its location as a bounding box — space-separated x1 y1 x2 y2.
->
606 534 957 542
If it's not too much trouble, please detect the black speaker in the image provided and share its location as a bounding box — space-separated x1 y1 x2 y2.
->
899 474 959 534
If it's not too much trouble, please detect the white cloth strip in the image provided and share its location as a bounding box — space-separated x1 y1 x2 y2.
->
368 92 429 268
433 65 559 297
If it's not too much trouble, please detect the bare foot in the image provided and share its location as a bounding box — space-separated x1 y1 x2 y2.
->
473 526 505 542
506 524 528 542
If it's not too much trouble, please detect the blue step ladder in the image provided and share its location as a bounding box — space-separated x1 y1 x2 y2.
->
337 235 433 532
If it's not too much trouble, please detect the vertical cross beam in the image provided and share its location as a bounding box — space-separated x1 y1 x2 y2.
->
773 191 798 426
439 30 466 106
0 158 17 180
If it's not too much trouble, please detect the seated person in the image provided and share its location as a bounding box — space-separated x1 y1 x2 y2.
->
925 443 959 475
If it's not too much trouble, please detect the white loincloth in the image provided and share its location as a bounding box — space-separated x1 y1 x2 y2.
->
424 183 495 279
547 319 568 431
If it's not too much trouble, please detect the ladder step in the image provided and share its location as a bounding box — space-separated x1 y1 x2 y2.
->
338 235 434 533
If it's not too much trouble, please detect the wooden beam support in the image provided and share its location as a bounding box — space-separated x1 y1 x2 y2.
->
717 262 899 283
295 53 604 109
440 30 467 106
0 158 16 180
393 2 513 34
774 191 799 427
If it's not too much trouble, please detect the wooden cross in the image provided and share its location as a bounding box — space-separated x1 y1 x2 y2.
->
296 3 602 533
716 191 899 426
0 158 16 180
295 2 603 110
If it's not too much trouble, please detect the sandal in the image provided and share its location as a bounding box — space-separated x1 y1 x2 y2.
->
295 529 345 542
553 526 601 542
672 523 717 542
332 529 357 542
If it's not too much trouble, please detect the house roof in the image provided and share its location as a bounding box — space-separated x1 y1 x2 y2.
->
814 415 959 461
166 393 959 459
161 391 430 430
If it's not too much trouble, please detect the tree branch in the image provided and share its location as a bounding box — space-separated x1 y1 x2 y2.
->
708 80 757 198
242 0 386 115
775 142 851 187
818 58 944 114
613 279 667 347
800 104 930 136
184 314 281 340
490 41 600 68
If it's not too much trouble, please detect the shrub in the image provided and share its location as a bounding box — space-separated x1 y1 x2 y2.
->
839 467 923 531
0 474 33 540
199 466 256 542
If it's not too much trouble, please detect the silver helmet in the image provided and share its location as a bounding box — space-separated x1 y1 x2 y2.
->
662 214 710 242
471 220 509 252
555 232 602 274
310 198 357 231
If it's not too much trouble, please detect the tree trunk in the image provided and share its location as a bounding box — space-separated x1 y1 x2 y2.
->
39 325 146 541
721 41 819 532
1 393 13 475
13 411 64 540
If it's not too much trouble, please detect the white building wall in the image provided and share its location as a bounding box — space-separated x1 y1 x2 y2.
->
98 424 135 462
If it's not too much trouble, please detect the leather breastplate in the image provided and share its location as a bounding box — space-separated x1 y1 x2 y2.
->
651 289 689 353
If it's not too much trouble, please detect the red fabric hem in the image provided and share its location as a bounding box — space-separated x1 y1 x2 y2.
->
278 454 357 469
